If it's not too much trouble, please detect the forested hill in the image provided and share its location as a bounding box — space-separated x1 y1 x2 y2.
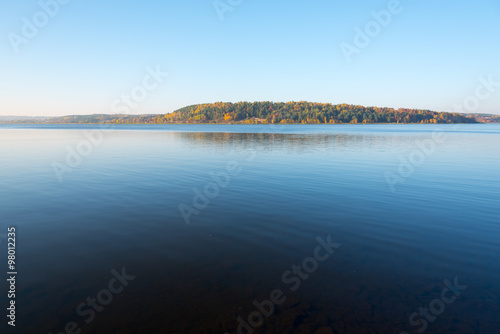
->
4 102 478 124
165 102 477 124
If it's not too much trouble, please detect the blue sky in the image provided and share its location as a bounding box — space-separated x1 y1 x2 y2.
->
1 0 499 116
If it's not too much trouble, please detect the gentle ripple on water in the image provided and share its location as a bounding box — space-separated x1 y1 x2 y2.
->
0 124 499 333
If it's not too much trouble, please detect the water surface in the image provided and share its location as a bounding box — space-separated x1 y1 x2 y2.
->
0 124 499 333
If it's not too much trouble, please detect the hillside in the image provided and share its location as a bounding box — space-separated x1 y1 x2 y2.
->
163 102 477 124
464 114 500 123
3 102 479 124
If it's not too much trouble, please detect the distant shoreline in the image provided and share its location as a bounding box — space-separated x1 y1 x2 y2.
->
0 122 492 126
2 101 499 124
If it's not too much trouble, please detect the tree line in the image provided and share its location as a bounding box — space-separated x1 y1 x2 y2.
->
160 102 477 124
4 102 478 124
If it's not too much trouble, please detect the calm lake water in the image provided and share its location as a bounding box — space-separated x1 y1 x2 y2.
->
0 124 499 333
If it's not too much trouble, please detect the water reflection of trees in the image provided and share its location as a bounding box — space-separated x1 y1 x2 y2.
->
170 132 420 154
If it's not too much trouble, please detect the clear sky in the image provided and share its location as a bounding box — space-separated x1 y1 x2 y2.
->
1 0 499 116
